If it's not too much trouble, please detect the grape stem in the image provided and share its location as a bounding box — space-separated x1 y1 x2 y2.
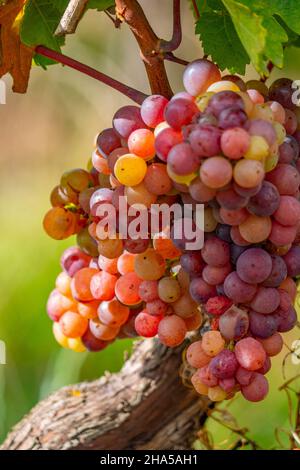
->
191 0 200 19
55 0 89 36
159 0 182 52
115 0 173 98
164 51 189 66
35 45 148 104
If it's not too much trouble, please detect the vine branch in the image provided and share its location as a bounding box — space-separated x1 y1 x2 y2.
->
55 0 89 36
159 0 182 53
115 0 173 98
191 0 200 20
35 45 147 104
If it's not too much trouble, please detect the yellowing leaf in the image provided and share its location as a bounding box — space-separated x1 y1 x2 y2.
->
0 0 34 93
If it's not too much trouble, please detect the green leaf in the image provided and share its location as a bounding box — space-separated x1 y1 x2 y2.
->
262 16 287 68
87 0 114 9
21 0 69 50
196 11 249 74
221 0 268 73
272 0 300 35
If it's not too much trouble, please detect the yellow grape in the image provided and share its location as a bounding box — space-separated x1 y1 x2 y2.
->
67 337 86 352
208 385 227 402
239 215 272 243
204 207 218 232
250 104 274 122
244 135 269 161
273 121 286 145
265 151 279 173
114 154 147 186
207 80 240 93
158 277 181 303
195 92 214 112
53 322 69 349
167 165 197 185
233 159 265 188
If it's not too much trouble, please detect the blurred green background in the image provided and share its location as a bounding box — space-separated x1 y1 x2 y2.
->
0 0 300 449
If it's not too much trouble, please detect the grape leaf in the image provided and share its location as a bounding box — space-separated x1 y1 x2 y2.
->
0 0 34 92
270 0 300 35
196 11 249 74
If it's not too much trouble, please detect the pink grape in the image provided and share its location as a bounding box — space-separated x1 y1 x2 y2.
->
250 286 280 314
207 91 245 117
269 221 297 246
189 277 217 303
164 98 198 130
283 246 300 277
219 305 249 341
241 373 269 402
96 128 121 158
135 311 162 337
235 338 266 371
200 156 233 189
155 128 182 162
266 163 300 195
273 195 300 226
246 119 276 145
201 236 230 267
262 255 287 287
221 127 250 160
189 177 216 202
247 181 280 217
249 311 278 338
140 95 169 127
157 315 187 347
113 105 145 139
216 188 248 210
183 59 221 96
167 142 200 175
209 350 238 379
189 125 221 157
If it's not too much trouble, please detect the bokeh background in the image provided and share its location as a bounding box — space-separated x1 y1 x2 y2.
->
0 0 300 449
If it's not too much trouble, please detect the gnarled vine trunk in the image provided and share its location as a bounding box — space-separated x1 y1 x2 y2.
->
1 339 210 450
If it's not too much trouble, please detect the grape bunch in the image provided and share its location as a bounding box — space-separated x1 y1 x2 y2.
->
43 58 300 403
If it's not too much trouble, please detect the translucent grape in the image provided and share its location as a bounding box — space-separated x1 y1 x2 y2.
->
139 280 158 302
143 163 172 195
114 154 147 186
50 185 78 207
71 267 98 302
140 95 169 127
59 311 88 338
128 128 155 160
164 98 198 130
97 237 124 259
135 310 162 337
61 169 91 193
201 330 225 357
134 249 166 281
77 300 100 320
191 371 209 395
98 299 130 327
200 156 233 189
47 289 76 322
235 337 266 371
233 159 265 188
146 298 168 316
158 277 181 303
89 318 119 340
98 255 119 274
183 59 221 96
221 127 250 160
90 271 117 301
158 315 187 347
219 305 249 341
197 365 218 387
55 272 72 297
239 215 271 243
113 105 145 139
60 246 91 277
77 227 99 258
115 272 142 306
155 128 183 162
201 236 230 267
43 207 76 240
172 293 198 318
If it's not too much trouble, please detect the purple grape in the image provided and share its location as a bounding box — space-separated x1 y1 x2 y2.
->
233 182 262 198
209 349 238 379
249 311 278 338
201 236 230 267
167 142 200 175
96 128 121 158
189 277 217 303
236 367 253 386
164 98 198 130
247 181 280 217
216 188 248 210
236 248 272 284
60 246 91 277
113 105 145 139
216 224 232 243
219 377 236 392
123 237 149 254
188 124 221 157
218 107 247 129
180 252 205 275
171 217 203 251
257 356 271 375
224 271 257 303
283 246 300 277
262 255 287 287
241 373 269 402
206 91 245 117
279 136 299 164
276 305 297 332
230 244 248 265
246 119 277 145
269 78 295 110
219 305 249 340
250 287 280 314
